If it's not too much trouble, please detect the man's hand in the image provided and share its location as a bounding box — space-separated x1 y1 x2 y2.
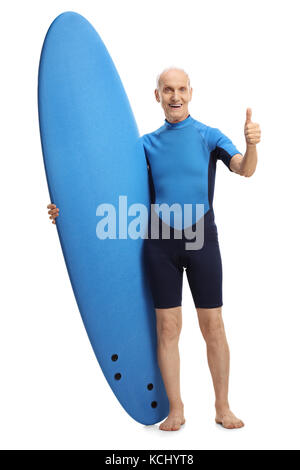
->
230 108 260 176
47 203 59 224
244 108 261 146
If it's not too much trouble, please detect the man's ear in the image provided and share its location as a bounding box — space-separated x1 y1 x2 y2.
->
189 87 193 100
154 89 160 103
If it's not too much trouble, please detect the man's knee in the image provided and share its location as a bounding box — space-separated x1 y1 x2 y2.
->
156 307 182 343
197 308 225 343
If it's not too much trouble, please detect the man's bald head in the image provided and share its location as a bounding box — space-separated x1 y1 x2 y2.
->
156 67 191 90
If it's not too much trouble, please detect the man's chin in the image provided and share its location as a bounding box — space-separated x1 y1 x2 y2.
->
166 111 187 123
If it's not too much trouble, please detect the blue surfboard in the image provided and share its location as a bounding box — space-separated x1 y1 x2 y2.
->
38 11 169 425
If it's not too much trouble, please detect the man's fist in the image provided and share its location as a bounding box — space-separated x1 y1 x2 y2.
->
47 203 59 224
244 108 261 146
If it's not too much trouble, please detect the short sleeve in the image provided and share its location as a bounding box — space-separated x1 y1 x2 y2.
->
207 127 242 172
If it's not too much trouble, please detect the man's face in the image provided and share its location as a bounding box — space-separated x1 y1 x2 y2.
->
155 70 193 123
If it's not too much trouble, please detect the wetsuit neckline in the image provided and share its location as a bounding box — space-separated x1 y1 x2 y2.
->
164 114 192 130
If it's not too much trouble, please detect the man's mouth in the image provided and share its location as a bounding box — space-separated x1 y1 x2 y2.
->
169 104 182 109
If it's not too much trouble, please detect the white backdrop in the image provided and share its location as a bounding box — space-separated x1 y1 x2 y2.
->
1 0 300 450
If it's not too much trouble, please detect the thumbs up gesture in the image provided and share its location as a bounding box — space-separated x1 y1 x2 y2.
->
244 108 261 146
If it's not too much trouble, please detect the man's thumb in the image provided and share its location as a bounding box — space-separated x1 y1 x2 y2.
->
246 108 252 123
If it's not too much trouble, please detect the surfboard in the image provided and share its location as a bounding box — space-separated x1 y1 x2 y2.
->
38 11 169 425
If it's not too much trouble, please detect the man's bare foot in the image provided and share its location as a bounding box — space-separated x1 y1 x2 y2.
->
159 407 185 431
215 409 244 429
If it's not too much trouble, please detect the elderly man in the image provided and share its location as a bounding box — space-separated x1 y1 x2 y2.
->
47 67 260 431
141 67 260 431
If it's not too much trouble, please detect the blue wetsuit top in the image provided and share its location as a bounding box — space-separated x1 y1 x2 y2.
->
141 114 242 229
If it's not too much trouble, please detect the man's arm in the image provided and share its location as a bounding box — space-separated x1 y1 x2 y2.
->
230 146 257 177
229 108 260 177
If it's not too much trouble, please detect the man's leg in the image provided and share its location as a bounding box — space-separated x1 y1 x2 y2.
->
196 306 244 429
156 306 185 431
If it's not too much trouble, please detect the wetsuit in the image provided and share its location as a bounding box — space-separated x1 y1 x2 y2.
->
141 114 241 309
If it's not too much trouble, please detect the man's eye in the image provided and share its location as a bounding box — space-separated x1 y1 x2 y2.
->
180 88 186 91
